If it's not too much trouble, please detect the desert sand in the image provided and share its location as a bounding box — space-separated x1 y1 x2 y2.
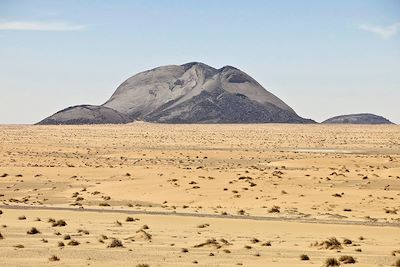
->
0 123 399 266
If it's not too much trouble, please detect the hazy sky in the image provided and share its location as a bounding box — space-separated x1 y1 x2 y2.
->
1 0 399 124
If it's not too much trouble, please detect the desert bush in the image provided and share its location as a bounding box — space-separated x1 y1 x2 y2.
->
261 241 272 246
343 238 352 245
67 239 80 246
268 206 280 213
324 258 340 266
52 219 67 227
197 223 209 228
108 238 124 248
136 264 149 267
126 217 134 222
77 229 89 235
49 255 60 261
0 232 3 239
339 255 356 264
300 254 310 260
18 215 26 220
312 237 343 250
58 241 64 247
181 248 189 253
27 227 40 235
395 259 400 267
237 209 245 215
391 249 400 256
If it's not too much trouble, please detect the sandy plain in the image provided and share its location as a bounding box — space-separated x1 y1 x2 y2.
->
0 123 399 266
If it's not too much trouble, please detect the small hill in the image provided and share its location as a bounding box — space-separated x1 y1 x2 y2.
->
37 105 129 125
322 113 394 124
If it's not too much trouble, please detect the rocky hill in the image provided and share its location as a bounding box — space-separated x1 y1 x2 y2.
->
322 113 394 124
37 62 314 124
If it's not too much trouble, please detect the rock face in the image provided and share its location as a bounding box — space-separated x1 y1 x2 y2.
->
322 113 394 124
38 62 314 124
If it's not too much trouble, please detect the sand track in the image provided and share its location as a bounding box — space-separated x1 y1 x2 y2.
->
1 205 399 228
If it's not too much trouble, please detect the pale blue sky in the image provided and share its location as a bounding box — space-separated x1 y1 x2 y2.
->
0 0 399 124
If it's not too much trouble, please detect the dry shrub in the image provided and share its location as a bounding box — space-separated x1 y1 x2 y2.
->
268 206 280 213
27 227 40 235
343 238 352 245
49 255 60 261
324 258 340 267
312 237 343 250
300 254 310 260
52 219 67 227
68 239 80 246
339 255 356 264
197 223 209 228
108 238 124 248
